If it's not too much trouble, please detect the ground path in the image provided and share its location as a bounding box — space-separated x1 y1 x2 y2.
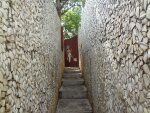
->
56 67 92 113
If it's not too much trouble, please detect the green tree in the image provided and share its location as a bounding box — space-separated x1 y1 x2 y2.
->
54 0 85 38
61 6 81 38
54 0 85 16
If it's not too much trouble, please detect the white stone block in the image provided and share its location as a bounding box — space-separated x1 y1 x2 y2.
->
146 5 150 19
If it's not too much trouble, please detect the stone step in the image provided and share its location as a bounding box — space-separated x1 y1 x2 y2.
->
64 70 81 73
62 78 84 86
63 72 82 78
56 99 92 113
64 67 81 73
59 85 87 99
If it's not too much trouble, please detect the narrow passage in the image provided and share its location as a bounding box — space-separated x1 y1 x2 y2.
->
56 67 92 113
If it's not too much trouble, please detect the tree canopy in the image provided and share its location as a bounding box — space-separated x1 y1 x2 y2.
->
54 0 85 38
61 6 81 38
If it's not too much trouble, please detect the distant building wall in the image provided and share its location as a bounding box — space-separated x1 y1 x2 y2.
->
61 27 64 51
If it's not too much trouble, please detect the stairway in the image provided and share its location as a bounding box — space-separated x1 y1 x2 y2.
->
56 67 92 113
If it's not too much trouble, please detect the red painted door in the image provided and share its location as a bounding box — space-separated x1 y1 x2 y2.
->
64 36 79 67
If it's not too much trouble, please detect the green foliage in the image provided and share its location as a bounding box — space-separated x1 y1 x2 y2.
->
61 0 82 15
61 6 81 38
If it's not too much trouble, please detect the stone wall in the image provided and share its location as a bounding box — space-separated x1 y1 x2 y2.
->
0 0 62 113
79 0 150 113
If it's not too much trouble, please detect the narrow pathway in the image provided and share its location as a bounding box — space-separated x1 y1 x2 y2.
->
56 67 92 113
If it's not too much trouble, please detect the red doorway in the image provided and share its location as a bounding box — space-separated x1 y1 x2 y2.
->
64 36 79 67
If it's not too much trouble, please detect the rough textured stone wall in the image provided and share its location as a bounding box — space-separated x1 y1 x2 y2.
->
0 0 62 113
79 0 150 113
